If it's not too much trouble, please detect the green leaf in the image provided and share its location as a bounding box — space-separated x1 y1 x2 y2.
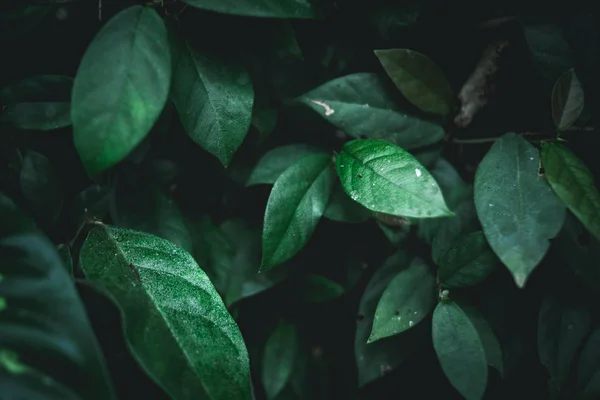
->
169 26 253 167
377 221 411 247
271 20 303 60
293 274 345 303
19 150 63 223
262 320 299 399
80 224 252 400
0 75 72 104
552 68 584 131
461 304 504 377
246 144 325 186
0 193 115 400
298 73 445 149
542 142 600 242
430 196 478 264
355 250 425 386
109 167 192 254
474 133 566 287
432 301 488 400
72 6 171 177
374 49 454 116
251 86 278 142
72 184 109 226
323 181 372 223
438 231 499 288
180 0 322 19
368 257 436 342
538 297 591 397
576 328 600 398
261 154 335 271
523 22 574 85
336 139 452 218
57 245 73 276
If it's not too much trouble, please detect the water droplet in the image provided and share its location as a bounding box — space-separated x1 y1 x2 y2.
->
413 311 418 315
415 168 422 177
409 320 414 327
530 157 534 161
340 164 344 168
489 203 494 207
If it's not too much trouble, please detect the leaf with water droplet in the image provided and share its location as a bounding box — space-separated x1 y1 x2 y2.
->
474 133 566 287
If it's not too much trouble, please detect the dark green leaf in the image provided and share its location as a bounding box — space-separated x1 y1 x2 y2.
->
432 301 488 400
72 6 171 176
246 144 324 186
0 75 72 103
0 102 70 130
552 68 584 131
524 22 574 85
323 181 372 223
369 257 436 342
251 85 278 142
377 221 411 247
0 193 115 400
576 328 600 398
57 245 73 276
538 297 590 397
336 139 452 218
542 142 600 242
374 49 454 115
474 133 566 287
180 0 322 19
72 184 109 226
19 150 63 223
438 231 498 288
461 304 504 377
262 321 299 399
298 73 445 149
261 154 335 271
293 274 345 303
430 196 478 264
80 224 252 400
271 20 303 60
355 250 424 386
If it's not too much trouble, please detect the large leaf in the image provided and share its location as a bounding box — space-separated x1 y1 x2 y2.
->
537 297 591 397
246 144 325 186
0 194 115 399
355 250 425 387
19 150 63 224
552 68 584 131
374 49 454 115
474 133 566 287
180 0 322 19
541 142 600 242
298 73 445 149
369 257 436 342
438 231 499 288
72 6 171 176
432 301 488 400
169 26 253 167
576 328 600 398
80 224 252 400
336 139 452 218
261 154 335 271
262 320 299 399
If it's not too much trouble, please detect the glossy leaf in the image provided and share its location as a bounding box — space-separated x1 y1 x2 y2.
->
262 321 299 399
474 133 566 287
72 6 171 176
336 139 452 218
538 297 591 397
246 144 325 186
323 181 372 223
355 251 424 386
261 154 335 271
374 49 454 115
438 231 499 288
180 0 322 19
432 301 488 400
576 328 600 398
169 26 253 167
298 73 445 149
552 68 584 131
80 224 252 400
19 150 63 223
369 257 435 342
542 142 600 242
0 194 115 400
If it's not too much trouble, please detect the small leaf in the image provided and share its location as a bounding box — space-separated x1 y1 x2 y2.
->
246 144 325 186
542 142 600 242
538 297 591 397
369 257 436 342
432 301 488 400
438 231 499 288
576 328 600 398
298 73 445 149
336 139 452 218
80 224 252 400
19 150 63 223
72 6 171 176
262 321 300 399
374 49 454 115
474 133 566 287
552 68 584 131
169 27 253 167
323 181 372 223
0 194 115 400
180 0 322 19
261 154 335 271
